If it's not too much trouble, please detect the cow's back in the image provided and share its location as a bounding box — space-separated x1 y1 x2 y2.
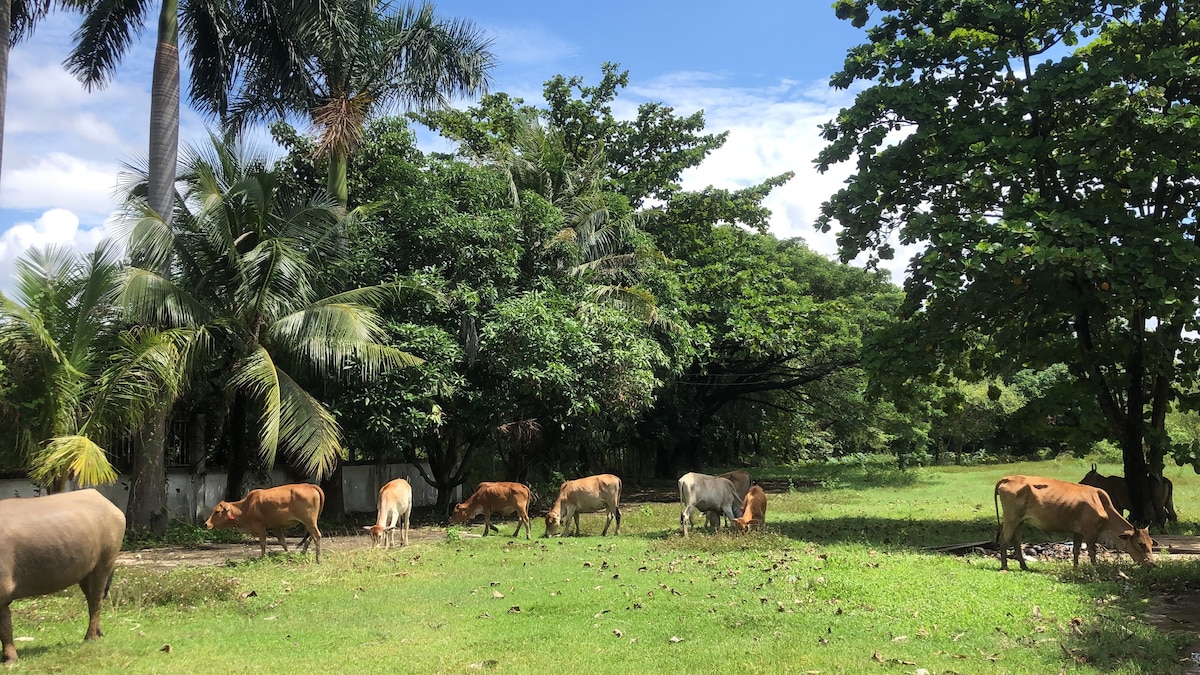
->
998 475 1111 533
380 479 413 512
0 489 125 601
242 484 325 528
719 470 752 501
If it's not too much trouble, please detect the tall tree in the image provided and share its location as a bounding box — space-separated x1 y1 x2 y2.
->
819 0 1200 522
121 133 418 500
217 0 494 205
63 0 235 531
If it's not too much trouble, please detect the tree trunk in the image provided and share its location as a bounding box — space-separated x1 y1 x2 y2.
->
127 410 170 534
224 393 250 500
319 456 346 523
329 149 349 206
0 0 10 189
148 0 180 224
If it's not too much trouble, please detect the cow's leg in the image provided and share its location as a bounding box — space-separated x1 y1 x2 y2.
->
1071 534 1083 568
483 513 492 537
1 602 17 663
572 512 581 536
613 507 621 536
300 523 322 563
79 570 106 641
997 520 1021 571
680 507 690 537
276 530 290 553
601 509 613 536
401 512 410 546
258 531 270 558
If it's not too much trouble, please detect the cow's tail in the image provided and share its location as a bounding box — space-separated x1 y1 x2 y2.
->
993 481 1003 545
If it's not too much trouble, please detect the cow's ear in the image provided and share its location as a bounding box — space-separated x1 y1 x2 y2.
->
1119 532 1132 541
362 526 372 531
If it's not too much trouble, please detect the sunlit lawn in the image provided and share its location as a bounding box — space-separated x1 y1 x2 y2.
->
8 457 1200 674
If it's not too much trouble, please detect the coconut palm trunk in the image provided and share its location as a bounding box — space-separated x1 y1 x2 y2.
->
126 0 180 534
0 0 10 185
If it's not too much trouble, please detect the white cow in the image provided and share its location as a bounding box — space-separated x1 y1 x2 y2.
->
364 478 413 548
678 472 744 537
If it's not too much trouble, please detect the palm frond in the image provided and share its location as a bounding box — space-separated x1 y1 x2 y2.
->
63 0 152 90
82 328 194 437
273 368 343 480
119 267 209 328
228 346 282 465
29 435 118 487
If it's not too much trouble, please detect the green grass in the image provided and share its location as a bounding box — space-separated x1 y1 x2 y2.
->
8 457 1200 673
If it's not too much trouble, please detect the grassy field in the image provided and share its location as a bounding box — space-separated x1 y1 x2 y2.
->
8 457 1200 674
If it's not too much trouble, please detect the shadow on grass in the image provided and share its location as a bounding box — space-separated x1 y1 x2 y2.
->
772 514 998 550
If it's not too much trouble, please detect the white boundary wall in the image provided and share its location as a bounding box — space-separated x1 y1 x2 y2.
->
0 463 456 523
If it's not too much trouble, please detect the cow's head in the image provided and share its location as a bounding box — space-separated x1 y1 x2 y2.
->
1119 526 1156 566
205 501 237 530
448 503 472 525
544 510 564 537
364 524 392 546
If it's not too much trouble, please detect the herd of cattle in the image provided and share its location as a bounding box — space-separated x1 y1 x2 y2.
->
0 464 1179 662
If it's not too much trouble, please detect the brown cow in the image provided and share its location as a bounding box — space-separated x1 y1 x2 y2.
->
1 489 126 663
732 485 767 532
995 475 1154 571
205 483 325 562
449 482 531 539
1080 464 1177 524
544 474 622 537
364 478 412 548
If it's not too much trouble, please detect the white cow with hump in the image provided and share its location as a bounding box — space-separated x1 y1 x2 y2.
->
678 472 744 537
365 478 413 547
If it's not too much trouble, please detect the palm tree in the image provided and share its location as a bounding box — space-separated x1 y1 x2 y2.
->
0 242 184 489
218 0 494 205
121 133 418 499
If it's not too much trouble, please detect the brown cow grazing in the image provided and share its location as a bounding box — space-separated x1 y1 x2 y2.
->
205 483 325 562
732 485 767 532
544 474 622 537
449 482 532 539
364 478 413 548
1080 464 1178 524
995 475 1155 571
1 489 126 663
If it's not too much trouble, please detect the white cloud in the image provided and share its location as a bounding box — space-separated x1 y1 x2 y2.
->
631 73 916 285
0 209 120 296
1 153 123 221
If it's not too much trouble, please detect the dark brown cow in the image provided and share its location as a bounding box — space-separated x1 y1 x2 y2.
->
544 474 622 537
449 482 532 539
205 483 325 562
1080 464 1178 524
1 489 126 663
995 475 1154 570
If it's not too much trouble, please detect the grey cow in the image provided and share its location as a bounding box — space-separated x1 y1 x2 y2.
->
1 489 126 663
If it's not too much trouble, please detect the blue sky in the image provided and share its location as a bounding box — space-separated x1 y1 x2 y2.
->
0 2 902 293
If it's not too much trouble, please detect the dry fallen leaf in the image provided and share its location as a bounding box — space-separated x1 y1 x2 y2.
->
669 636 684 644
240 590 257 599
507 606 521 614
159 644 172 653
468 660 498 670
613 629 623 638
872 650 883 662
492 590 505 599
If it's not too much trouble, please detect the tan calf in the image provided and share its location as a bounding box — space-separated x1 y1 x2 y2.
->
205 483 325 562
544 474 622 537
450 481 532 539
364 478 413 548
732 485 767 532
995 475 1154 571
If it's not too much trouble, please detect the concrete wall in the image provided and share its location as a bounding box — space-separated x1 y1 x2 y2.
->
0 463 456 523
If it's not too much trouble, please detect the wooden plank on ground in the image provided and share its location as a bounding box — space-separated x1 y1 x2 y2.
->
927 540 993 554
1153 535 1200 554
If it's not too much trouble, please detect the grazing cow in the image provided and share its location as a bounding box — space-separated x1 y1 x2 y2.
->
995 475 1155 570
1 489 126 663
544 474 622 537
205 483 325 562
678 472 744 537
364 478 413 548
706 470 753 528
1080 464 1178 524
732 485 768 532
449 482 532 539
